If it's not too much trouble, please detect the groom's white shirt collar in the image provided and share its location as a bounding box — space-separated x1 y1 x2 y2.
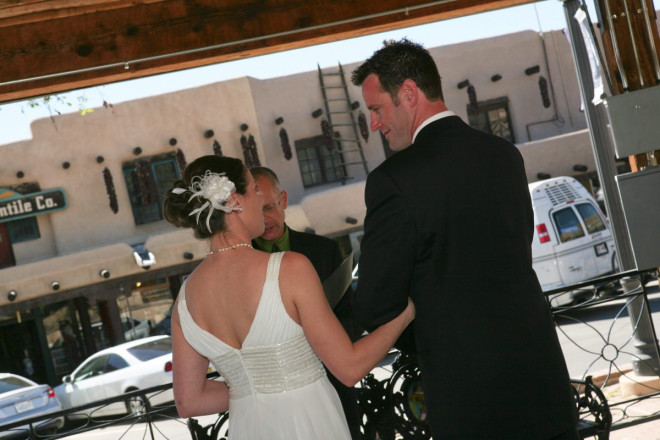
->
413 110 455 142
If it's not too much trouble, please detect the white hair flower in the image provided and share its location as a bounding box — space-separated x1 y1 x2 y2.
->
172 170 241 232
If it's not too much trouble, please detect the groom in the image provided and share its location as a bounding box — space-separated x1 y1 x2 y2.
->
250 166 362 440
350 39 579 439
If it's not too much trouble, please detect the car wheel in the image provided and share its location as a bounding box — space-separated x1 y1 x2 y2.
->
125 388 147 416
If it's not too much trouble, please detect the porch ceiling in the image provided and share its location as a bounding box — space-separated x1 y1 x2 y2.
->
0 0 537 104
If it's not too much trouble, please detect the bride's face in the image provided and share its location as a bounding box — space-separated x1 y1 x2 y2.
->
240 169 265 237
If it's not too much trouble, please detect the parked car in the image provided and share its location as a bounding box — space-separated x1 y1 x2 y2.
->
529 177 617 305
53 335 174 420
0 373 65 439
123 317 154 341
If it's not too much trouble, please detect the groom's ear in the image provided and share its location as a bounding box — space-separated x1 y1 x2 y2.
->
400 79 419 106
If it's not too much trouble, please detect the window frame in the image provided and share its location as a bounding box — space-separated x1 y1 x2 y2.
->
122 153 180 226
467 96 515 143
575 202 607 235
552 207 586 243
294 134 347 188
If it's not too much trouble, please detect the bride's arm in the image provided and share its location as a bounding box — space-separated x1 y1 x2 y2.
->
171 302 229 418
280 252 415 387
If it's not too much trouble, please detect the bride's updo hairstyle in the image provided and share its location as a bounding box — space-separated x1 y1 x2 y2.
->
164 155 247 239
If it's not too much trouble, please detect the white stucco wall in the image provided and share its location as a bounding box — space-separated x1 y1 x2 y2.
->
0 27 615 309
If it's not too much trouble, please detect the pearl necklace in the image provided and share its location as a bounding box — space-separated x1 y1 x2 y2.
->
207 243 253 255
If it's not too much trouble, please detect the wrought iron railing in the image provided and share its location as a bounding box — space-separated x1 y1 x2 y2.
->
2 269 659 439
0 382 185 439
545 269 660 434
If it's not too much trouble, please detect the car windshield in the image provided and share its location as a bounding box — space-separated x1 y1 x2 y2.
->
0 376 32 393
128 337 172 362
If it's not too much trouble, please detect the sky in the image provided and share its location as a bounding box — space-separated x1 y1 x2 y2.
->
0 0 645 145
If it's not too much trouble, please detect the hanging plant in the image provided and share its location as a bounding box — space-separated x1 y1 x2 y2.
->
176 148 187 170
321 119 333 151
213 140 223 156
102 167 119 214
248 134 261 167
279 128 292 160
240 134 251 167
539 76 551 108
467 85 478 109
358 111 369 142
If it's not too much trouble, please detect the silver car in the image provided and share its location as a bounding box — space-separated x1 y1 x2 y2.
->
0 373 65 439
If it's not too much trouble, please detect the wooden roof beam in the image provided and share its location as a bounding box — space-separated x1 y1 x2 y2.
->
0 0 534 103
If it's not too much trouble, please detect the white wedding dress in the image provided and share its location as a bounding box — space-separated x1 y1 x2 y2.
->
178 252 352 439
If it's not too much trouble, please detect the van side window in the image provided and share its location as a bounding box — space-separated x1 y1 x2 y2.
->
575 203 607 234
552 208 586 243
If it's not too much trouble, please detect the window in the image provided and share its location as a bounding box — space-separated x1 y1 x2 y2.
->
6 217 40 243
552 208 585 243
295 134 346 187
575 203 607 234
128 337 172 361
105 354 129 372
467 97 515 143
74 355 108 382
123 153 180 225
2 182 41 243
0 375 33 393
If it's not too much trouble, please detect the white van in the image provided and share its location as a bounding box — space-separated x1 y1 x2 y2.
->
529 177 617 303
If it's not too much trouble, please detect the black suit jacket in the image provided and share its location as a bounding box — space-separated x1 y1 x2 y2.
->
287 228 361 340
353 116 578 439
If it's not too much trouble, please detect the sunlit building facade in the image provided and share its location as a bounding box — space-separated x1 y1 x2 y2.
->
0 28 620 385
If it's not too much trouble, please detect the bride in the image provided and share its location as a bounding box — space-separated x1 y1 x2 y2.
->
164 155 414 439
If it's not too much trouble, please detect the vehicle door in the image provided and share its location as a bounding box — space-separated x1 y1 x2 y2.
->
531 207 564 291
99 353 132 415
64 355 109 412
574 202 615 275
550 203 606 285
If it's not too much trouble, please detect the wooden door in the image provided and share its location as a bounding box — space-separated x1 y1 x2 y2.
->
0 223 15 269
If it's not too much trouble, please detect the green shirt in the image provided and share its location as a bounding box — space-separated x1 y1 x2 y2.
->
254 225 291 252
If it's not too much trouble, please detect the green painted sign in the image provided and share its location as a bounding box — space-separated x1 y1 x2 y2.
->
0 188 68 223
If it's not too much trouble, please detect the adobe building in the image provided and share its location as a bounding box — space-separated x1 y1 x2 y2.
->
0 28 629 385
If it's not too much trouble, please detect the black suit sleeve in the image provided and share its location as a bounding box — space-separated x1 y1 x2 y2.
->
353 168 416 351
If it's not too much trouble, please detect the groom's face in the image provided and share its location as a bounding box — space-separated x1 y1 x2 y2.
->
362 74 413 151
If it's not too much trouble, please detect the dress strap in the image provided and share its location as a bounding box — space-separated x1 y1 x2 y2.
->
265 251 284 282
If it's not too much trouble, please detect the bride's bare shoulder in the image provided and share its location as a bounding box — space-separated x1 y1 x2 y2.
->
280 251 315 273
